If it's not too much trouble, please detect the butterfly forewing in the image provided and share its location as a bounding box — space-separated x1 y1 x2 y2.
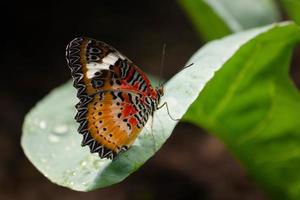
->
66 37 161 159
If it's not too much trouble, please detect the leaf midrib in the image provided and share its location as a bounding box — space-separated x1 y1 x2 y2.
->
207 42 262 125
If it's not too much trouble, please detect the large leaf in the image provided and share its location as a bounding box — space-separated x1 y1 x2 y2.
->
178 0 280 41
21 22 299 195
184 23 300 199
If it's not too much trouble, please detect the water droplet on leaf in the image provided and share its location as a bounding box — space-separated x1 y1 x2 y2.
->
48 134 60 143
39 120 47 129
80 161 87 167
53 124 69 135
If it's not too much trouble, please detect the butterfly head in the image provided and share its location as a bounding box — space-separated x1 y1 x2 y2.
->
156 83 164 98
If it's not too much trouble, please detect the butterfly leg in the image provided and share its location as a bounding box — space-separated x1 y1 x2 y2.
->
150 113 157 152
157 102 180 121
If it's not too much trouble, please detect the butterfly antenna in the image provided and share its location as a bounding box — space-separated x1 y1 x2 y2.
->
160 62 194 86
181 62 194 71
159 43 167 87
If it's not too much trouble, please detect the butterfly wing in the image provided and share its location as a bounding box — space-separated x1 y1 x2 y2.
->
66 37 156 159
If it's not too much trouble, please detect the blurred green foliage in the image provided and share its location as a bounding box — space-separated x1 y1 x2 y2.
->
178 0 280 41
280 0 300 24
178 0 232 41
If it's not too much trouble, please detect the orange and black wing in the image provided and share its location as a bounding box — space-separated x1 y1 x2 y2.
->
66 37 155 159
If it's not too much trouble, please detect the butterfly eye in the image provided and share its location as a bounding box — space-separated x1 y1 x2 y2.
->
156 86 164 97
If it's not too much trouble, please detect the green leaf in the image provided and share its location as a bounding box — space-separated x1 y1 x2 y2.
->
183 22 300 199
178 0 281 41
178 0 231 41
280 0 300 25
21 22 299 196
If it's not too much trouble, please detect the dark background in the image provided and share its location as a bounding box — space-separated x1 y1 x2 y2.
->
1 1 299 199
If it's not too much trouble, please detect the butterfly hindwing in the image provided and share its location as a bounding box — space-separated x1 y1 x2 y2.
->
85 91 150 156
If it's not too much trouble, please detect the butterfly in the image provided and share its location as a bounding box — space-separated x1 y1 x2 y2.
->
65 37 164 159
